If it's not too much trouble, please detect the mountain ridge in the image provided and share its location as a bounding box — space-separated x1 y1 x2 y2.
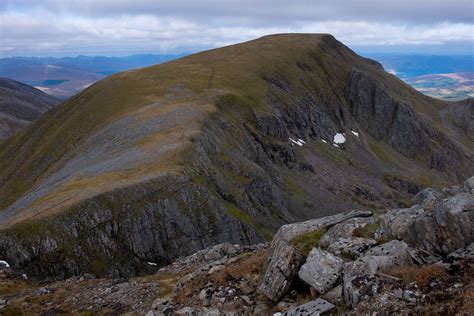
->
0 34 472 278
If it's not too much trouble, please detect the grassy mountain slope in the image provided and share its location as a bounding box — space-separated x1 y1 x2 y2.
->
0 34 472 278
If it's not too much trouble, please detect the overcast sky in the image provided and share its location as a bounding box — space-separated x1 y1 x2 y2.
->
0 0 473 57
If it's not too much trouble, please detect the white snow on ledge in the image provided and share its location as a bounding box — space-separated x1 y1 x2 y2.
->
321 139 328 144
333 133 346 144
0 260 10 268
289 138 304 146
351 130 359 137
148 262 157 266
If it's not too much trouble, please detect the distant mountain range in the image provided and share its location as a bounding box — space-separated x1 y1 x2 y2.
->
0 54 186 98
363 53 473 100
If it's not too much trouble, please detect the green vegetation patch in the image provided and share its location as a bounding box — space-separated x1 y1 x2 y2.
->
282 174 305 200
352 223 379 239
368 138 400 166
291 227 328 255
225 202 253 224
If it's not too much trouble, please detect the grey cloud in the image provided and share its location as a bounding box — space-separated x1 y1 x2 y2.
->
0 0 472 56
2 0 473 24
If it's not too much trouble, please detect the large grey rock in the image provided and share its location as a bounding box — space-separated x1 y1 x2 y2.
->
342 240 412 307
322 285 343 305
413 188 440 208
448 242 474 261
464 176 474 193
298 248 344 294
403 193 474 255
283 298 335 316
319 216 377 248
327 237 377 258
377 205 424 240
259 210 373 301
364 240 412 267
258 237 306 302
274 210 373 242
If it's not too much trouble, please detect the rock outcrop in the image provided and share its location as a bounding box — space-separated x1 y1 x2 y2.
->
259 210 372 301
1 178 473 314
258 176 473 312
298 248 344 294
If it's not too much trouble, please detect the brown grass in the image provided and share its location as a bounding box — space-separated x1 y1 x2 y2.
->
386 264 448 288
210 250 268 284
174 249 268 304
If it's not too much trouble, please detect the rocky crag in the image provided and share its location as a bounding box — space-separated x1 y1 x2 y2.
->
1 177 473 314
0 34 472 279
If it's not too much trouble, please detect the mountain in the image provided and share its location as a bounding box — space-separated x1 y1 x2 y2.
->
0 54 186 99
0 34 472 278
0 78 60 141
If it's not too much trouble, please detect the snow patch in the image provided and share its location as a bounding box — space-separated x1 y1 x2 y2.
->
333 133 346 144
289 138 304 146
333 144 340 148
147 262 157 266
321 139 328 144
0 260 10 268
351 130 359 137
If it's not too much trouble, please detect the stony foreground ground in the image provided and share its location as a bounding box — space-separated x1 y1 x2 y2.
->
1 177 473 315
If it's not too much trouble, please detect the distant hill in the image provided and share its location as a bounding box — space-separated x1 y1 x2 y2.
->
363 53 473 78
0 54 186 98
0 78 60 141
363 53 474 100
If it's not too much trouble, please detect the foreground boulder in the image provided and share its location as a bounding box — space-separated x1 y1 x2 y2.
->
298 248 344 294
326 237 377 258
282 298 335 315
377 205 424 240
412 188 440 208
465 176 474 193
342 240 412 307
403 193 474 255
259 210 373 301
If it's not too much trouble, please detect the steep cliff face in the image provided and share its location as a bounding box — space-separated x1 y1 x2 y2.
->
0 78 59 141
0 34 472 278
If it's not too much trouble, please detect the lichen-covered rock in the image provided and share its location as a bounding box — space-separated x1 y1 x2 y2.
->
448 242 474 261
327 237 377 258
319 216 377 248
403 193 474 255
377 205 424 240
257 239 305 302
283 298 335 316
413 188 440 208
464 176 474 193
259 210 372 301
273 210 374 243
343 240 412 307
322 285 344 305
298 248 344 294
